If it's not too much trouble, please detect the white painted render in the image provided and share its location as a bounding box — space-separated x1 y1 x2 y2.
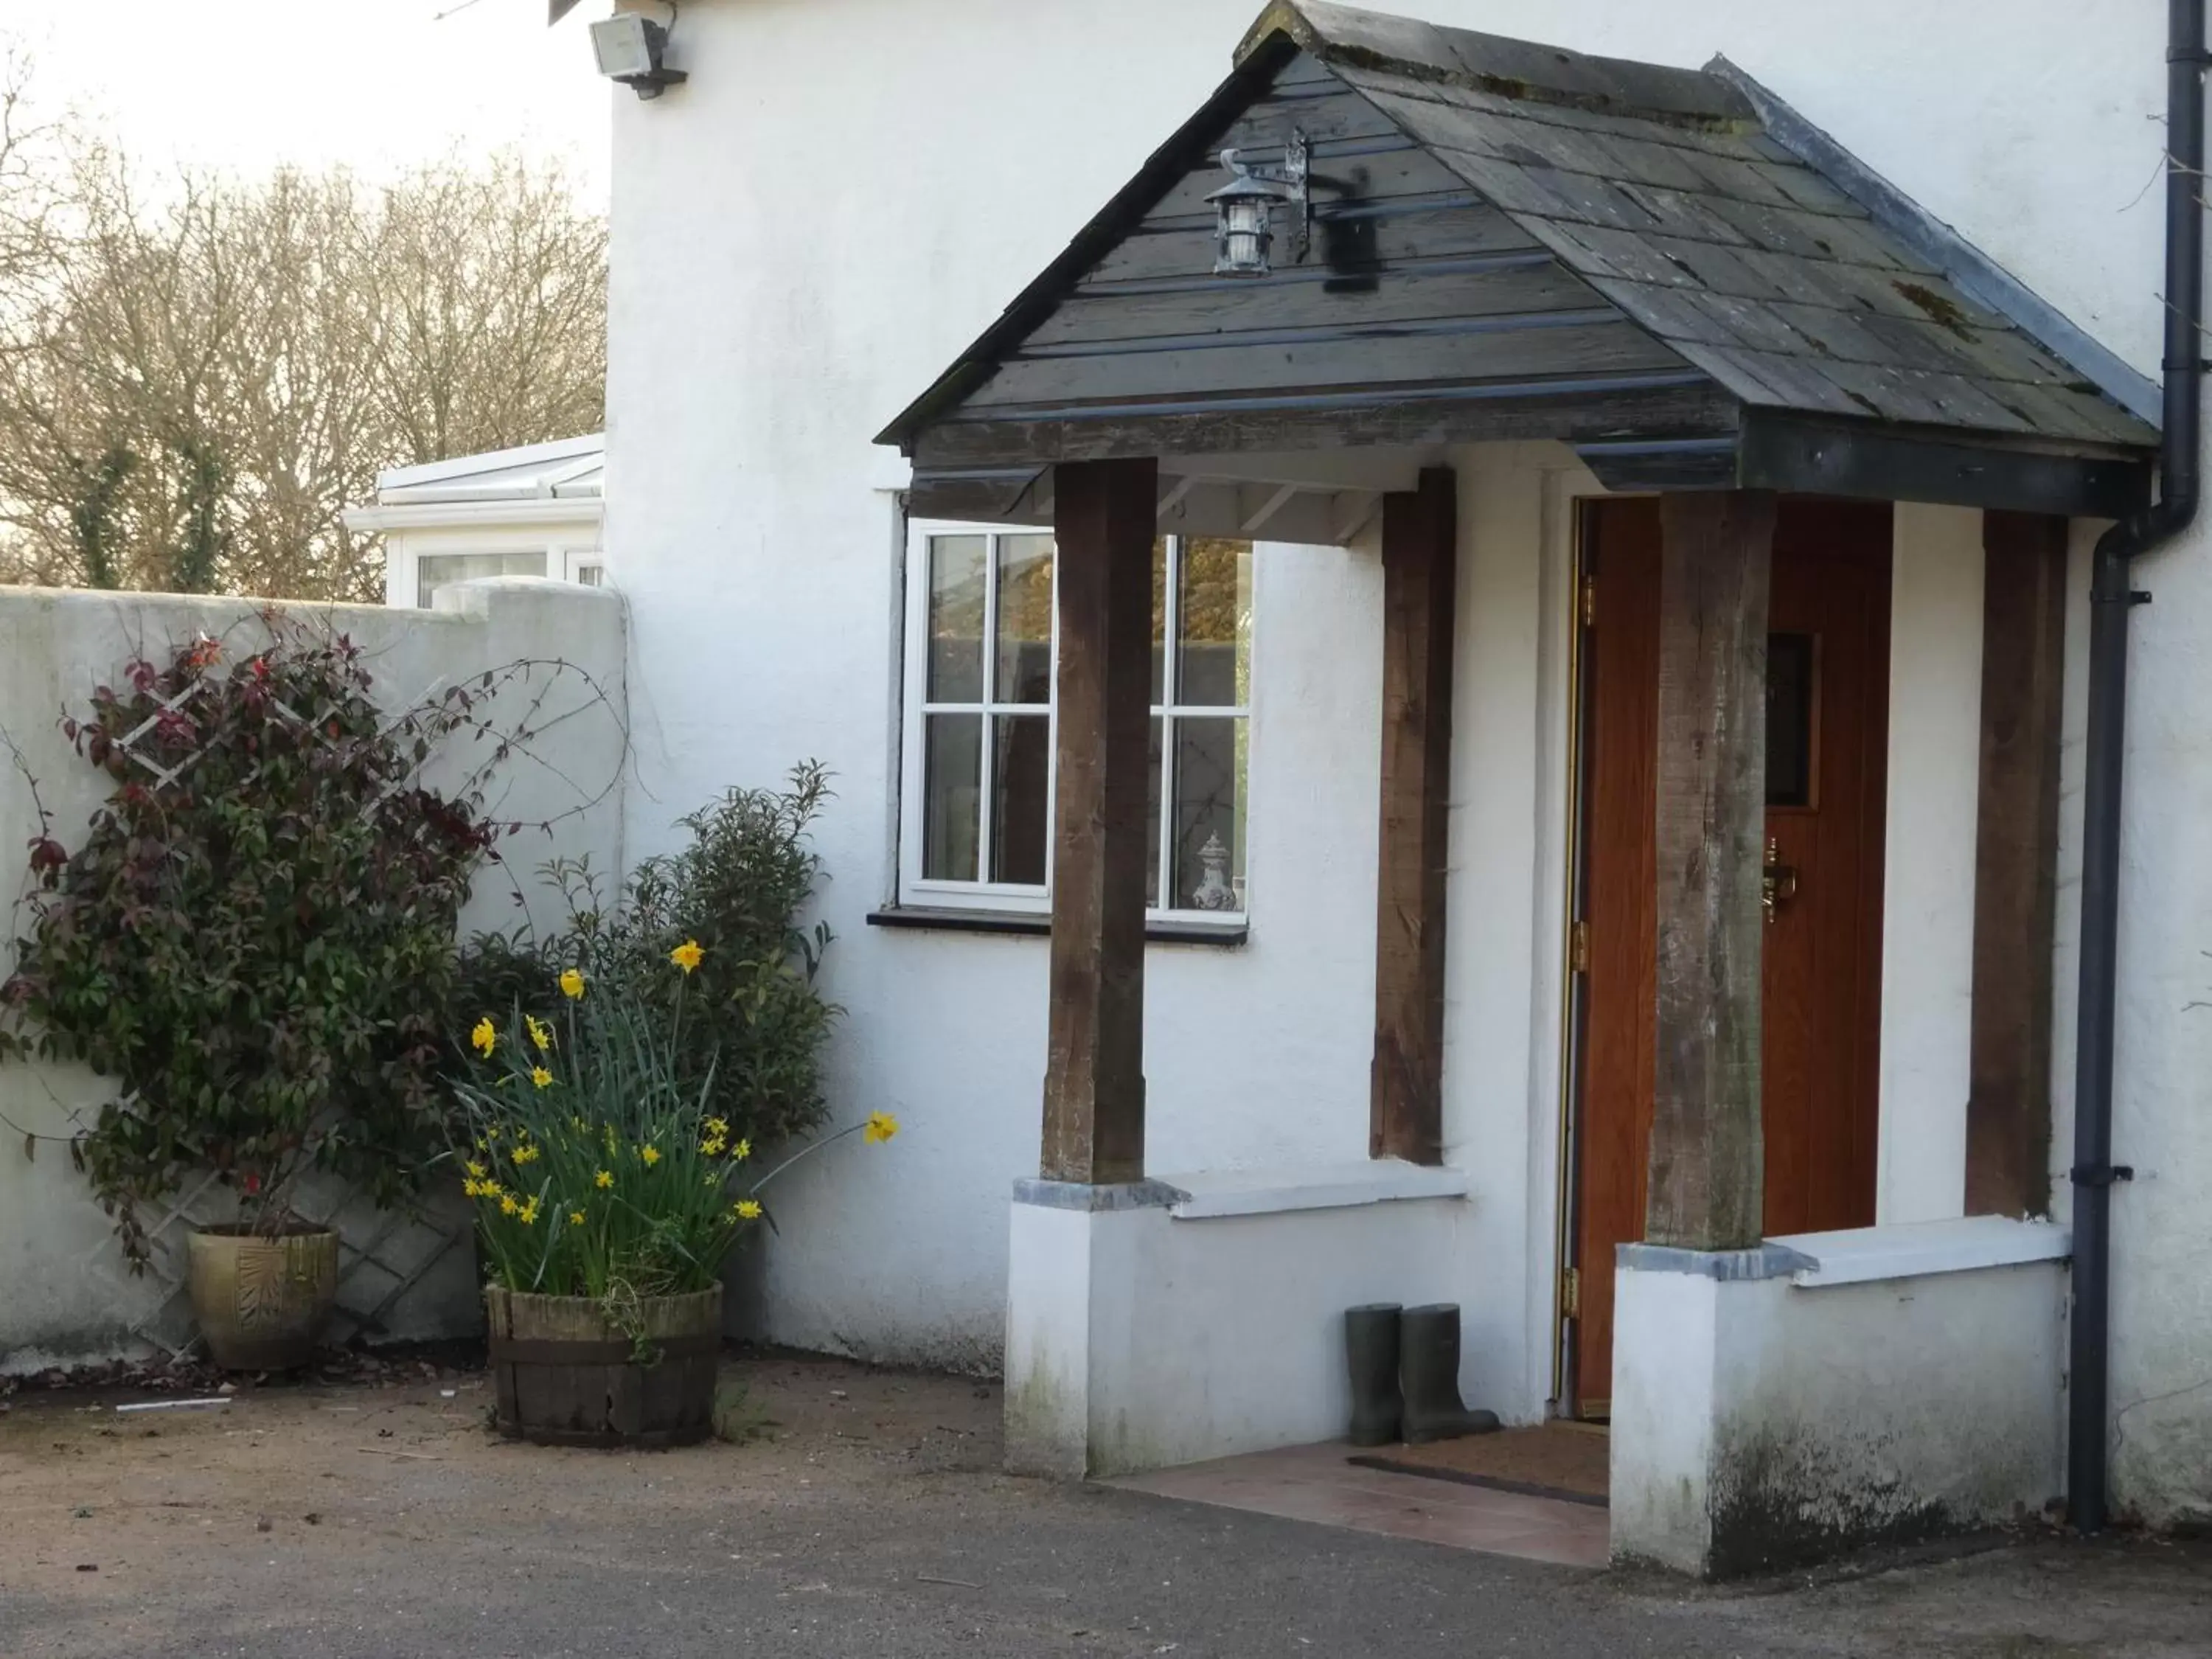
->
1005 1185 1472 1478
605 0 2211 1519
1878 504 1985 1225
1611 1241 2068 1575
0 580 629 1367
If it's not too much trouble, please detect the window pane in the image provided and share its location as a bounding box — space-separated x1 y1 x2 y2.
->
1151 538 1169 704
417 550 546 610
1767 632 1816 808
1177 539 1252 708
922 713 981 880
1169 715 1247 912
990 713 1051 886
1147 715 1164 909
927 535 987 702
995 535 1054 706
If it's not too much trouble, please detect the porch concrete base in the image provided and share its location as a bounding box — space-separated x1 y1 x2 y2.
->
1004 1166 1470 1480
1610 1220 2069 1578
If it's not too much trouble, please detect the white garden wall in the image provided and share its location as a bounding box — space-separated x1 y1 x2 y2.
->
607 0 2212 1520
0 580 627 1370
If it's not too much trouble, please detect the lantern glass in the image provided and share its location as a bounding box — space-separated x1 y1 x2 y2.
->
1214 193 1273 276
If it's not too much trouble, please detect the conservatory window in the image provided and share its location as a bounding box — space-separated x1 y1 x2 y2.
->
415 549 548 609
899 521 1252 919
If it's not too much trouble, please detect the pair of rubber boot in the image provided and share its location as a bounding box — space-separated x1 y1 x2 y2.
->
1346 1302 1500 1447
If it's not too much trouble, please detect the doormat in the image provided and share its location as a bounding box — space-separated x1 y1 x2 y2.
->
1348 1422 1610 1509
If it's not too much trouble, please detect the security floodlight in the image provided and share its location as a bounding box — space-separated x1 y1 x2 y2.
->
591 15 686 100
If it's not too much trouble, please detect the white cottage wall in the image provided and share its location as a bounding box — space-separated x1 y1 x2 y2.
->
608 0 2210 1514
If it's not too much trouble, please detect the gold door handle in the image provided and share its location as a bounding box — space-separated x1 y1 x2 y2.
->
1761 837 1798 924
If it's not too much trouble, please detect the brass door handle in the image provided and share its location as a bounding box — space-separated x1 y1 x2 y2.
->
1761 836 1798 924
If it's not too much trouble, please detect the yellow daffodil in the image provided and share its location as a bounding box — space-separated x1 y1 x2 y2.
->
863 1111 900 1146
526 1015 553 1052
464 1160 487 1180
558 967 586 1000
530 1066 554 1090
701 1134 727 1157
734 1138 751 1161
594 1169 614 1189
568 1208 586 1226
470 1018 495 1057
511 1142 540 1166
517 1197 540 1226
670 939 704 974
734 1199 762 1221
499 1193 520 1216
640 1144 662 1167
462 1178 486 1199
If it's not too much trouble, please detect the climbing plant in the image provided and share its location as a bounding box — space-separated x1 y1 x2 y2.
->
0 616 518 1264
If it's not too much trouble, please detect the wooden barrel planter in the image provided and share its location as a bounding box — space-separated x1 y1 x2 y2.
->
484 1284 722 1448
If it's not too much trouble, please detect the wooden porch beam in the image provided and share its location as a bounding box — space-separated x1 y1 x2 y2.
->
1370 467 1458 1166
1966 510 2068 1216
1040 456 1158 1184
1646 490 1775 1250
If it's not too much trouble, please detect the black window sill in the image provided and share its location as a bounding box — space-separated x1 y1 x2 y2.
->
866 906 1247 948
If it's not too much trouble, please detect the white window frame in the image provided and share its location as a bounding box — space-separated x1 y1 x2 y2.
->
897 517 1251 924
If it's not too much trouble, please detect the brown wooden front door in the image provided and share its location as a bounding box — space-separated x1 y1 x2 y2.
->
1569 495 1892 1416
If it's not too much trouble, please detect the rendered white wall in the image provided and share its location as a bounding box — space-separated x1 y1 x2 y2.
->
1877 505 1985 1224
608 0 2212 1517
1006 1189 1472 1478
1612 1250 2067 1576
0 580 629 1368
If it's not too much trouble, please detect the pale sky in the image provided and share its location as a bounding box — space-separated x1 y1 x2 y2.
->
4 0 611 201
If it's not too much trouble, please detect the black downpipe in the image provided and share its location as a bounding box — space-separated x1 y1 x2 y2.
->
2067 0 2205 1535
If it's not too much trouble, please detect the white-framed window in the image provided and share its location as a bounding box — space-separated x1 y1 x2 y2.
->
899 519 1253 921
416 549 547 609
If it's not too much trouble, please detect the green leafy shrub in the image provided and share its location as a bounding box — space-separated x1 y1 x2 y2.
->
458 762 839 1155
0 619 499 1263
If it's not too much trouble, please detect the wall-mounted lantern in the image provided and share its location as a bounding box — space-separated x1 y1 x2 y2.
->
1206 133 1311 276
590 14 687 100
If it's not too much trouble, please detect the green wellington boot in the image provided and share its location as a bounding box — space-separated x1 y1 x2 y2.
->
1344 1303 1403 1447
1399 1303 1501 1444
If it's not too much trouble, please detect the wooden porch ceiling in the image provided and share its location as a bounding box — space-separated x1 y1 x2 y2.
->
883 1 2155 526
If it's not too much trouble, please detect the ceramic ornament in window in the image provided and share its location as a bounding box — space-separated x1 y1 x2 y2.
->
1192 832 1237 911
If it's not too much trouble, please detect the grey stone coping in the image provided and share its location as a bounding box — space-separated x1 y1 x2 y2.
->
1615 1240 1819 1281
1012 1178 1190 1212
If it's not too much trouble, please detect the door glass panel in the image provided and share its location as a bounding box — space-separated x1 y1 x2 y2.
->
994 535 1054 705
989 713 1050 885
1767 632 1816 808
922 713 981 880
926 535 987 702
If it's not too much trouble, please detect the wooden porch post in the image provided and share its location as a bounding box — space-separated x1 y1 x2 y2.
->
1646 490 1775 1250
1040 456 1158 1184
1966 510 2068 1216
1370 466 1457 1166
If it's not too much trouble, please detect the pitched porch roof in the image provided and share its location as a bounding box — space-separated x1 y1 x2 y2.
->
880 1 2156 530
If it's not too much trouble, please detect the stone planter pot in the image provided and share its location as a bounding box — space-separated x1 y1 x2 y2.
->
484 1284 722 1448
186 1226 340 1371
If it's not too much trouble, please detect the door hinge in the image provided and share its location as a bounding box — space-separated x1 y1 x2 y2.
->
1580 575 1596 628
1562 1267 1582 1320
1569 919 1590 975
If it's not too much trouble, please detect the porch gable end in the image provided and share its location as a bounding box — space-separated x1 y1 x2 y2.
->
878 1 2154 523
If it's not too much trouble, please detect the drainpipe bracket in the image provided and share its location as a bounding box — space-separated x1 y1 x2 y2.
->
2069 1163 2136 1188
